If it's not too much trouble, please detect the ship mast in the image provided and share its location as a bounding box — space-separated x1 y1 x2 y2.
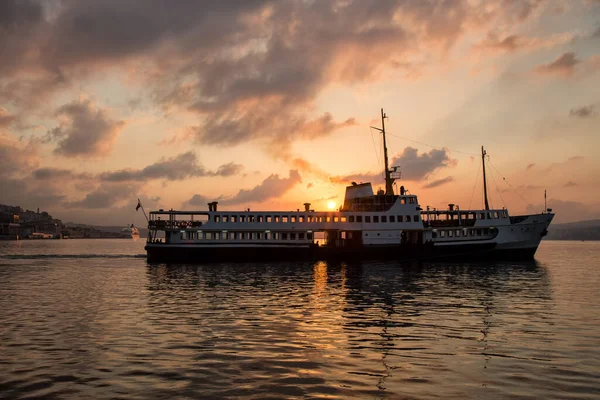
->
371 108 394 195
482 146 490 210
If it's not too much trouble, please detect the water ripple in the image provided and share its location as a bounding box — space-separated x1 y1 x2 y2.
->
0 240 599 399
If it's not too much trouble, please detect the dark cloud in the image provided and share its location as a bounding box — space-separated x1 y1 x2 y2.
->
0 133 39 177
423 176 455 189
0 132 72 211
526 163 536 170
99 151 243 182
0 0 43 28
48 100 125 157
187 194 214 207
65 182 142 209
0 0 554 154
535 52 580 76
32 167 92 180
188 169 301 207
391 147 456 181
330 147 456 185
193 112 356 153
569 105 595 118
214 162 244 177
0 0 45 74
564 181 577 187
0 177 66 210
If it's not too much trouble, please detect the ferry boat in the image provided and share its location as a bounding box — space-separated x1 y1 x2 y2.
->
145 109 554 263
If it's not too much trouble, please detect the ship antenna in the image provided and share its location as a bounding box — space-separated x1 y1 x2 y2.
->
482 146 490 210
371 108 394 195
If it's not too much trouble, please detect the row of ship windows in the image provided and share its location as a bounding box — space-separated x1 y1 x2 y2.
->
433 228 494 238
213 215 421 223
425 210 508 220
180 231 314 241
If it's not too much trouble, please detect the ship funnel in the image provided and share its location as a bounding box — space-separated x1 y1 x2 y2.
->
207 201 219 212
448 203 455 211
304 203 311 212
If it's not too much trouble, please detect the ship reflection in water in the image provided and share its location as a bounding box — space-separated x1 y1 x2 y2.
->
1 240 598 399
142 259 574 399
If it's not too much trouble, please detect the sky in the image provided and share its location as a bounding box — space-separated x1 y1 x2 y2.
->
1 0 599 225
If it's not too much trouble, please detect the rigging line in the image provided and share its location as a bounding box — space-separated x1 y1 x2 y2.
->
384 131 479 156
487 158 532 208
369 126 384 181
468 158 481 210
488 161 507 209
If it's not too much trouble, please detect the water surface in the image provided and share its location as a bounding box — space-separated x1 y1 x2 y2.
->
0 240 598 399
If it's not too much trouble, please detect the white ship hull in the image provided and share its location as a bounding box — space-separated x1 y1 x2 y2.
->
144 109 555 264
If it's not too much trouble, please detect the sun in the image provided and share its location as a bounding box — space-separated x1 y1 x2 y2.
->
327 200 336 210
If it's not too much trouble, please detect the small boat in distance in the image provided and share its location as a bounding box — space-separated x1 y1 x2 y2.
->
121 224 140 239
145 109 554 263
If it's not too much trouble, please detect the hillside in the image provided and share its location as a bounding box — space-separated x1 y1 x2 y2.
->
546 219 600 241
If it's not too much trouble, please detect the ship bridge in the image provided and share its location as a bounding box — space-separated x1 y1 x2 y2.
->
341 182 418 212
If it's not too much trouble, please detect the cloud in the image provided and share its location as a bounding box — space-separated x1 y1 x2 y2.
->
0 177 66 210
187 194 214 207
0 108 17 128
423 176 455 189
330 147 456 185
534 52 580 76
0 0 559 157
565 181 577 187
214 162 245 177
32 167 92 180
569 105 596 118
473 32 573 54
546 155 584 172
526 163 536 170
0 133 39 177
188 169 301 207
192 112 356 155
330 171 384 186
391 147 456 180
48 100 125 157
526 199 600 223
0 0 45 75
99 151 243 182
65 182 142 209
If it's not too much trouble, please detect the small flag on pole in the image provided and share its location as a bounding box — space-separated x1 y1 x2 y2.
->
136 199 142 211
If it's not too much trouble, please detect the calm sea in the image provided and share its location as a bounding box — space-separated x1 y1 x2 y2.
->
0 239 598 399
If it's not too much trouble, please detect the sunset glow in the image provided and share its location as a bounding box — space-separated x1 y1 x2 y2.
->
1 1 599 225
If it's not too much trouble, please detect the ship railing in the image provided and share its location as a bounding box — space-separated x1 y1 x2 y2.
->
148 220 203 230
425 219 477 228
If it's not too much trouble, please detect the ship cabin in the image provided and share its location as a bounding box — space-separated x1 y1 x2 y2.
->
146 182 428 248
421 203 510 243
